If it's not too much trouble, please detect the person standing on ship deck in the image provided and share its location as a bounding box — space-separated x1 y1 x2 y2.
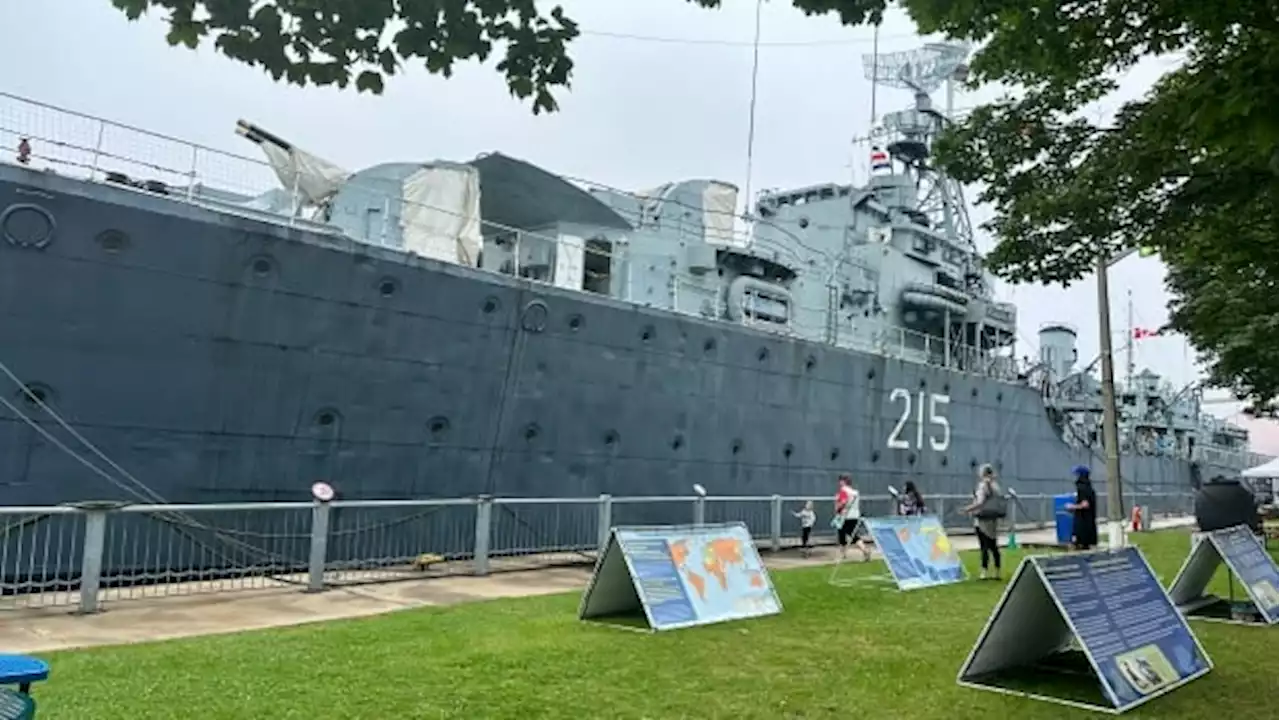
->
963 465 1002 580
834 474 871 561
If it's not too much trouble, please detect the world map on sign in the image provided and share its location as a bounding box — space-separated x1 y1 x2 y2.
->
663 526 781 623
863 516 966 590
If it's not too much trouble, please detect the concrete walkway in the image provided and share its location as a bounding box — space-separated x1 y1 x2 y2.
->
0 518 1193 655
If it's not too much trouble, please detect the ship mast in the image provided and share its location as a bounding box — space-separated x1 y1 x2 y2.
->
741 0 765 218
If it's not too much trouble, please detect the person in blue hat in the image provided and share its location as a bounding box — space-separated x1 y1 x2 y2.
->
1065 465 1098 550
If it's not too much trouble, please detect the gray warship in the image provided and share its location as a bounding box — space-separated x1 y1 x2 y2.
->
0 43 1264 578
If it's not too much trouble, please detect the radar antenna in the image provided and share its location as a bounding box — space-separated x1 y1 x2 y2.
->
859 42 979 264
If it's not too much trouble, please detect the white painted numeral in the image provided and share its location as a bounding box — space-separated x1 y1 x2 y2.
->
885 388 952 452
928 393 951 452
886 388 912 449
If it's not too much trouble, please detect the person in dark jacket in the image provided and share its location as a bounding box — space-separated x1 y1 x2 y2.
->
898 481 926 516
1066 465 1099 550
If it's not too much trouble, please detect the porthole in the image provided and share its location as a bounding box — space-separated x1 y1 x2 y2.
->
782 443 794 459
870 450 880 463
829 447 840 462
17 383 52 408
943 383 951 393
96 229 128 253
641 325 655 342
315 410 338 427
377 277 398 297
731 439 743 455
603 430 619 446
482 296 500 314
250 256 274 277
757 347 769 362
918 378 927 389
568 314 584 331
427 416 450 437
703 338 717 354
804 355 817 371
867 368 876 380
671 434 684 451
996 392 1004 403
523 423 541 441
971 387 979 398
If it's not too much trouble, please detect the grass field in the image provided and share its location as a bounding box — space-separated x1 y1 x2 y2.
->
31 529 1279 719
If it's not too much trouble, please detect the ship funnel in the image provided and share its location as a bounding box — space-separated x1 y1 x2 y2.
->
1038 322 1079 380
235 119 350 206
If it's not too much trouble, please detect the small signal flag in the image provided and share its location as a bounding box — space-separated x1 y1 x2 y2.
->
1132 327 1160 340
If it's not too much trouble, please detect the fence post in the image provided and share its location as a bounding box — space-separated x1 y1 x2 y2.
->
473 496 493 576
596 494 613 552
306 501 332 592
693 495 706 526
769 495 783 552
76 508 109 614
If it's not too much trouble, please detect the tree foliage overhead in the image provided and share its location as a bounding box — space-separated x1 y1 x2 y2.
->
110 0 895 110
914 0 1279 416
110 0 580 112
116 0 1278 414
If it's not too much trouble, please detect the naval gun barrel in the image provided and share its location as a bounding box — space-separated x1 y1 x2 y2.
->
232 119 350 205
234 119 295 153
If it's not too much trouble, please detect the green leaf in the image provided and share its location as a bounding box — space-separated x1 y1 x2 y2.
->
355 71 385 94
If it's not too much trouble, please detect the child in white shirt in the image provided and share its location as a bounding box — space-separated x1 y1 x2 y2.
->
793 501 816 555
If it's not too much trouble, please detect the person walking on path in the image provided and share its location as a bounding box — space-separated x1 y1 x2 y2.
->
1066 465 1099 550
834 474 872 561
963 464 1002 580
793 501 816 556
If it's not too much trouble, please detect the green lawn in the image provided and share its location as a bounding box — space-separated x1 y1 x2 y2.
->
31 530 1279 719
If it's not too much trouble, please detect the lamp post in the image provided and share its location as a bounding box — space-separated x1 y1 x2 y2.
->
1096 251 1129 548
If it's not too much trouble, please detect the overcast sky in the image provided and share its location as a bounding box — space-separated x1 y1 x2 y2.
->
3 0 1274 453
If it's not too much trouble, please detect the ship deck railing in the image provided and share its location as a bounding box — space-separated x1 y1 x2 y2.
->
0 490 1195 615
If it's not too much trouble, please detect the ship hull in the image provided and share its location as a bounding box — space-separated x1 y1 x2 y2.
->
0 165 1223 581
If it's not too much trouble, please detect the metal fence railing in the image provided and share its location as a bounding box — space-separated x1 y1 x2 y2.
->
0 491 1195 614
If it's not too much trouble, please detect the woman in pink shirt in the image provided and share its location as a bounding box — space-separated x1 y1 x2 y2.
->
834 474 871 561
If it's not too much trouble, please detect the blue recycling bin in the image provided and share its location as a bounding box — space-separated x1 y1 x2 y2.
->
1054 493 1075 545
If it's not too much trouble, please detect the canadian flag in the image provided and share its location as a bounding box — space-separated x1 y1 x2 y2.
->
1132 327 1160 340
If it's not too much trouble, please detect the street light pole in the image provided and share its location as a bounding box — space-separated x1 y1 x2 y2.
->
1095 253 1126 548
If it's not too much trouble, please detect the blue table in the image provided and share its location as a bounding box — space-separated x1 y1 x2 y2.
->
0 656 47 694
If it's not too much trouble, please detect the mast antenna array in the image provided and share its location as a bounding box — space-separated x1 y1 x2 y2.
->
861 42 972 97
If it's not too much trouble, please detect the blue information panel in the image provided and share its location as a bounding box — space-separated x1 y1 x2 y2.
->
862 515 965 590
1035 548 1212 711
1212 526 1280 624
614 523 782 631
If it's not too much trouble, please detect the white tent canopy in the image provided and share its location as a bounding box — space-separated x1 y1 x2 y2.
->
1241 457 1280 478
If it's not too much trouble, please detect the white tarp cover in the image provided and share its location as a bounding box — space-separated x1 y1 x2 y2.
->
702 181 740 247
400 162 483 266
553 232 586 291
1242 457 1280 478
258 142 350 206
